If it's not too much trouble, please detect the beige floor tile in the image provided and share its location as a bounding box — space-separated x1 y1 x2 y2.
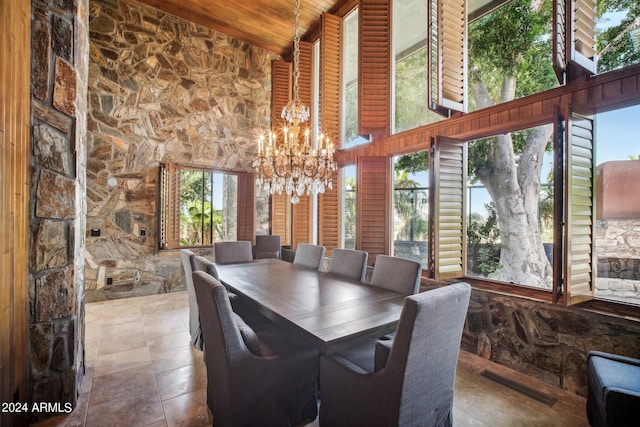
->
155 360 208 401
97 331 148 356
92 346 152 377
161 388 212 427
151 344 201 374
89 364 158 406
84 388 164 427
147 330 192 354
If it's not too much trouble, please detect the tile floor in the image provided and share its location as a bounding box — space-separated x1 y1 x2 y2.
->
31 291 589 427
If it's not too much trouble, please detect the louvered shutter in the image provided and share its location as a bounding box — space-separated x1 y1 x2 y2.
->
236 173 255 244
270 60 292 245
430 137 467 280
292 195 313 249
160 163 181 249
562 112 595 305
428 0 467 116
319 13 343 256
553 0 596 82
290 41 314 249
358 0 391 137
357 156 390 264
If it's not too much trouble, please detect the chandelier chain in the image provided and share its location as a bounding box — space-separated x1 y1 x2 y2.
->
252 0 336 204
292 0 301 103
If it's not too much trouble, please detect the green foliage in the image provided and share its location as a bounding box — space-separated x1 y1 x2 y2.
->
395 151 429 174
467 204 501 275
394 48 443 132
596 0 640 73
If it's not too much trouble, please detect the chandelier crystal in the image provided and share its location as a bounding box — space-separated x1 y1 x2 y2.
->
252 0 336 204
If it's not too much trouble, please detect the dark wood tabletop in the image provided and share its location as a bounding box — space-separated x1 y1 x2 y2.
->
215 258 406 354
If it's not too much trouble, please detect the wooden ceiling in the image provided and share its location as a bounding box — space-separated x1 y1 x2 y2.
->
137 0 354 58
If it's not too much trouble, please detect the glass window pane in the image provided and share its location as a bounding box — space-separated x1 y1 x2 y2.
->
466 125 555 289
342 165 356 249
392 0 442 133
594 104 640 306
342 9 368 147
392 152 429 269
467 0 557 112
596 4 640 74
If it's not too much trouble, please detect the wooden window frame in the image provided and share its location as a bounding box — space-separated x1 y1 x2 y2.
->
158 163 255 250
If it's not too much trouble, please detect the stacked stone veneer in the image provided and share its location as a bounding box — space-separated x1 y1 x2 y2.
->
85 0 277 301
596 219 640 304
30 0 89 419
460 287 640 397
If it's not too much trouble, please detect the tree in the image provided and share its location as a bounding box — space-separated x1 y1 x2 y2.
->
393 170 429 241
396 0 635 288
596 0 640 73
466 0 556 287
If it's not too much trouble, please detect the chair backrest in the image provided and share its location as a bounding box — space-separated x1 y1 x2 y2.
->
193 255 219 280
370 255 421 295
293 243 326 270
180 249 203 350
385 282 471 425
192 271 245 424
327 248 368 282
214 241 253 264
254 235 281 259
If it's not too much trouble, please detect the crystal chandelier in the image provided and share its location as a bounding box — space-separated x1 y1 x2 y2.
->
253 0 336 204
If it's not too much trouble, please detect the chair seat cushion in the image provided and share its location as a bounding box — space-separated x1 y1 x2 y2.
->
589 355 640 399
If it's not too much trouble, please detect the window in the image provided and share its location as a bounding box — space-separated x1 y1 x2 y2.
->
159 164 255 249
342 165 356 249
465 124 555 289
393 0 442 133
594 104 640 306
392 152 429 269
596 3 640 74
467 0 557 113
342 9 368 147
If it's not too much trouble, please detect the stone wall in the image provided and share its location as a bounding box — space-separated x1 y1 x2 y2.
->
85 0 277 301
595 219 640 304
30 0 89 419
460 287 640 397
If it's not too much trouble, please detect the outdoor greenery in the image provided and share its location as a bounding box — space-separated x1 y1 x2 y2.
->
179 170 224 246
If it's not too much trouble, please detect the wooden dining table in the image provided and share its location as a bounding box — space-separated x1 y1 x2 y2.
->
215 258 406 354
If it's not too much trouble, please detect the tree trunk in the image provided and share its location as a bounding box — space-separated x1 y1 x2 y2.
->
470 72 553 288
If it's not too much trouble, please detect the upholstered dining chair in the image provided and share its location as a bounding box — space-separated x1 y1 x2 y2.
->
254 235 281 259
293 243 326 270
319 282 472 427
586 350 640 427
369 255 422 295
193 255 238 302
327 248 368 282
193 271 319 427
179 249 203 350
214 241 253 264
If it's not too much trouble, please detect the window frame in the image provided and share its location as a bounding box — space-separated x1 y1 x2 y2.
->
158 163 254 250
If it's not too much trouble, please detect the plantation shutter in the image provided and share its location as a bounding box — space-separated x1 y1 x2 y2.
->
290 41 314 249
562 112 595 305
319 13 343 256
358 0 391 137
428 0 467 116
430 137 467 280
357 156 390 264
553 0 597 83
270 60 292 245
236 173 255 244
160 163 181 249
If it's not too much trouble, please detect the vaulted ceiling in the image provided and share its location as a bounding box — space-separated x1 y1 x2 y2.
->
136 0 506 58
136 0 352 58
